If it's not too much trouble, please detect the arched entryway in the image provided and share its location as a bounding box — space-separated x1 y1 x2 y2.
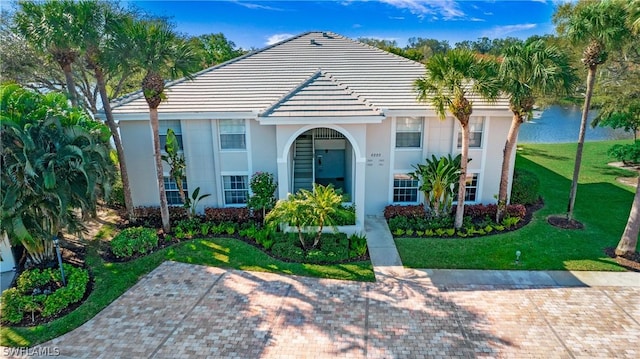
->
290 128 355 201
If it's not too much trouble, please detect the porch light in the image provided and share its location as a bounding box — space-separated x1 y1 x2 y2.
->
53 236 66 286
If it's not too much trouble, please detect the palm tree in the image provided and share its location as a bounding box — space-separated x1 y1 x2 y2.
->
1 84 115 264
79 1 137 221
495 40 577 222
124 18 198 233
15 0 85 107
409 154 461 218
554 0 629 221
614 0 640 257
415 49 500 229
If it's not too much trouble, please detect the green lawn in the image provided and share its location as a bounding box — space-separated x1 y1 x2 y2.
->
1 238 374 347
396 140 637 271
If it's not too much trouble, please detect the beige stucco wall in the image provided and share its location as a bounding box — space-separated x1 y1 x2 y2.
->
181 119 217 211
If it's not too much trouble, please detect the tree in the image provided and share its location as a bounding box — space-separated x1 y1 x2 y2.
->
613 0 640 257
161 128 187 205
73 0 138 221
190 33 245 68
15 0 86 107
1 84 115 265
495 39 577 222
409 154 461 217
414 49 500 229
247 172 278 223
554 0 630 221
124 17 198 233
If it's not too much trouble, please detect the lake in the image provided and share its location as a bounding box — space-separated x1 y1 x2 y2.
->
518 105 633 143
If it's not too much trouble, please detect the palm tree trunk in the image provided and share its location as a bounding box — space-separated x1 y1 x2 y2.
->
616 173 640 256
95 67 135 221
61 63 78 107
455 123 470 229
150 108 171 233
496 113 523 222
568 65 597 220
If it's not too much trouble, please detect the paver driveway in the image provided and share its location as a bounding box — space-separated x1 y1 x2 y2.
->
16 261 640 358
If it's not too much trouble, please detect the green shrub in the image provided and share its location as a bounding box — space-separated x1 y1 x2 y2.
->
110 227 158 259
348 233 368 258
174 218 202 239
608 142 640 165
510 169 540 205
1 264 89 323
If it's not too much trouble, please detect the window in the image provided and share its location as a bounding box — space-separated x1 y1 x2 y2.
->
223 175 248 205
395 117 423 148
457 117 484 148
164 177 188 206
464 173 478 202
393 174 419 203
159 120 183 151
219 119 246 150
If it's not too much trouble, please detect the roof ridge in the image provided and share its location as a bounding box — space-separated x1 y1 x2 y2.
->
109 32 317 111
320 71 381 114
259 69 323 116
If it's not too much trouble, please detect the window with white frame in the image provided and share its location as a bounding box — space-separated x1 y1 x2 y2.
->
222 175 248 205
159 120 183 151
395 117 423 148
219 119 246 150
457 117 484 148
463 173 478 202
164 177 188 206
393 174 419 203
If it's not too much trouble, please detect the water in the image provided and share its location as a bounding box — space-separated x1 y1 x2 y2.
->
518 105 633 143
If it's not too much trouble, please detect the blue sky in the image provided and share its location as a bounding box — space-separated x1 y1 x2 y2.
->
124 0 560 49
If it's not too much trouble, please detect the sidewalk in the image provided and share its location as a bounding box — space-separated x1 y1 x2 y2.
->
364 216 640 287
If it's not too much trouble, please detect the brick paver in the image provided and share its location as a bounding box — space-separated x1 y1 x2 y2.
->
8 261 637 358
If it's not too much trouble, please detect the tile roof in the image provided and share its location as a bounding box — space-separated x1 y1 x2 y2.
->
110 31 509 117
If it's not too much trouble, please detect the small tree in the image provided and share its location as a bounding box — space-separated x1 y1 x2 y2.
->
409 154 462 217
247 172 277 222
161 128 187 205
266 193 311 249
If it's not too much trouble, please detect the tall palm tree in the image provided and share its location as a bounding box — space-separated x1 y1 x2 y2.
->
124 18 198 233
79 1 137 221
15 0 85 107
415 49 500 229
554 0 629 221
1 84 115 264
614 0 640 257
495 40 577 222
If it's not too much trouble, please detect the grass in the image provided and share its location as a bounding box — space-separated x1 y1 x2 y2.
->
1 237 374 347
396 140 637 271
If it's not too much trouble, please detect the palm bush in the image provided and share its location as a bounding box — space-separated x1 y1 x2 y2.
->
410 154 461 217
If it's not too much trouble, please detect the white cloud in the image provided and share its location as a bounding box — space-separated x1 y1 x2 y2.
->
266 33 294 45
482 23 537 38
389 16 405 20
231 1 286 11
353 23 363 28
469 17 485 22
380 0 465 20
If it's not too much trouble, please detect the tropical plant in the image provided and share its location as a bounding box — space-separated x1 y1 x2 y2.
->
409 154 462 217
14 0 87 107
495 39 577 221
0 84 115 264
247 172 277 222
554 0 630 221
299 184 350 248
266 193 311 248
161 128 187 205
123 17 199 232
186 187 211 217
414 49 500 229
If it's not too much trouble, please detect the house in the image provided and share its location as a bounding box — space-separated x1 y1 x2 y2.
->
107 31 515 231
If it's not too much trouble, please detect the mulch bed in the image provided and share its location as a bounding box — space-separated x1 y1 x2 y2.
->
547 215 585 229
604 247 640 272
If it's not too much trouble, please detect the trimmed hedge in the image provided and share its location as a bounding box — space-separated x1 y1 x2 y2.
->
383 205 426 220
204 207 251 224
510 169 540 205
1 264 89 324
